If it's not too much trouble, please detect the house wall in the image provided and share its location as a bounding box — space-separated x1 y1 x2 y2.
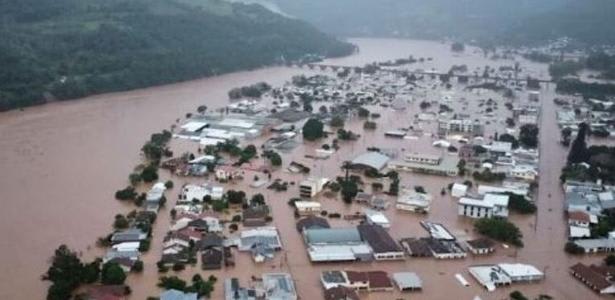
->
458 204 493 218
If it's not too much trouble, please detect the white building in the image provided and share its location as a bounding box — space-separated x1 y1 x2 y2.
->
509 165 538 182
182 184 224 201
458 194 509 218
364 209 390 228
299 177 329 198
451 183 468 198
396 190 432 213
295 201 322 216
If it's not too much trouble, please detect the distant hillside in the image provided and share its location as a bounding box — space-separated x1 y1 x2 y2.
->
0 0 354 111
504 0 615 46
267 0 615 47
266 0 566 40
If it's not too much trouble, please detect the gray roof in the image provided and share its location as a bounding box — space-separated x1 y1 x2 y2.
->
352 152 390 170
111 228 147 243
392 272 422 289
304 228 362 245
574 238 615 250
160 289 198 300
262 273 297 300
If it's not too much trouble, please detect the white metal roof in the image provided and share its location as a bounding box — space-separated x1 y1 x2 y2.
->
295 201 321 209
392 272 422 289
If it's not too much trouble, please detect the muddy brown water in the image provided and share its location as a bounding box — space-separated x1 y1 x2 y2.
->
0 39 604 299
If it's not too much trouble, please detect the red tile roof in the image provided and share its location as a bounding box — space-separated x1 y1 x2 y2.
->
367 271 392 289
568 211 590 223
570 263 614 291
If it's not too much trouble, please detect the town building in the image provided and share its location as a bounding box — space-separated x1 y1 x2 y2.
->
396 189 432 213
389 153 459 176
261 273 297 300
465 238 495 255
363 209 390 228
350 151 391 171
299 177 329 198
437 119 484 136
303 227 373 262
573 239 615 254
451 183 468 198
458 194 509 218
295 201 322 216
358 224 404 260
296 216 330 232
570 263 615 294
392 272 422 291
468 263 543 291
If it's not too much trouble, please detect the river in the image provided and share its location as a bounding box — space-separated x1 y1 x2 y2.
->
0 38 603 299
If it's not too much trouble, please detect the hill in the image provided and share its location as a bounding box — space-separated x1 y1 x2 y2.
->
0 0 354 111
267 0 615 47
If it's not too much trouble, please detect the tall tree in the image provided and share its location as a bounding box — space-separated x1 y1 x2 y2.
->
568 122 589 164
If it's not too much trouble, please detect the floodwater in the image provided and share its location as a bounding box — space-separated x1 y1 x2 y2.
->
0 38 604 300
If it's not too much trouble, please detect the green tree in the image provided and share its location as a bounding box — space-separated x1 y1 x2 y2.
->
568 122 589 164
340 180 358 204
519 124 539 149
226 190 246 205
605 254 615 266
498 133 519 149
158 276 187 291
357 107 370 118
509 291 528 300
101 262 126 285
113 214 130 229
141 165 159 182
474 217 523 247
44 245 88 300
302 118 325 141
330 115 345 127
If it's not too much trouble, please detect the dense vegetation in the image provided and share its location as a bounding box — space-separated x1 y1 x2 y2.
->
0 0 354 111
474 217 523 247
42 245 128 300
562 122 615 184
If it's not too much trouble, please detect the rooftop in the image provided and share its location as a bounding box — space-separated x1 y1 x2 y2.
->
392 272 422 290
351 152 391 171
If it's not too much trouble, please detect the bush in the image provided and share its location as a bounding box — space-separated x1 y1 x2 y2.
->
358 107 370 118
509 291 528 300
113 215 130 230
507 193 536 214
330 115 345 127
165 180 174 189
232 215 242 222
565 241 584 254
115 186 137 201
141 165 159 182
131 260 144 273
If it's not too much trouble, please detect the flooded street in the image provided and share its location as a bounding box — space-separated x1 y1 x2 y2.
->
0 39 604 299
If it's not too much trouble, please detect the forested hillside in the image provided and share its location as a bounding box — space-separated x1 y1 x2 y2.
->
0 0 354 111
